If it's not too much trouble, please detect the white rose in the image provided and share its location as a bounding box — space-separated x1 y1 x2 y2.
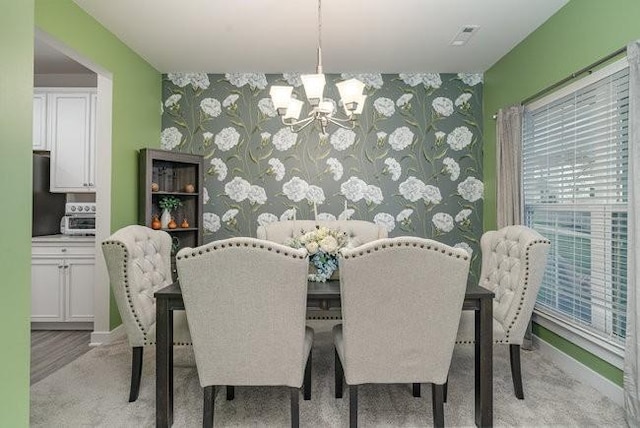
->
458 73 483 86
160 127 182 150
455 93 472 108
267 158 285 181
340 176 367 202
447 126 473 151
258 98 277 117
455 209 472 223
458 177 484 202
272 127 298 151
203 212 221 233
364 185 383 204
399 176 427 202
443 157 460 181
224 176 251 202
422 185 443 205
306 241 319 254
454 242 473 256
202 187 210 205
388 126 414 151
222 209 239 223
383 157 402 181
326 158 344 181
330 128 356 151
432 97 454 117
282 176 309 202
283 72 303 87
223 94 239 107
396 93 413 107
257 212 278 227
200 98 221 117
164 94 181 108
306 185 326 204
248 185 267 205
373 212 395 233
319 236 339 253
214 127 240 151
209 158 227 181
432 212 454 233
374 97 395 117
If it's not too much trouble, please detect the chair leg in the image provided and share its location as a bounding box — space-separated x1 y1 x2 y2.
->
510 344 525 399
349 385 358 428
412 383 421 397
304 350 312 400
443 376 448 403
226 385 235 401
432 383 444 428
128 346 143 402
290 387 300 428
335 348 344 399
203 385 215 428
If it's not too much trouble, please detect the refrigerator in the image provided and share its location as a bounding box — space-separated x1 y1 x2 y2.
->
32 153 66 236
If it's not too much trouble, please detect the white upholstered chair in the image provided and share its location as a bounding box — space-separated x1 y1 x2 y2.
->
175 237 313 428
456 225 550 399
101 225 191 402
334 237 471 427
257 220 387 247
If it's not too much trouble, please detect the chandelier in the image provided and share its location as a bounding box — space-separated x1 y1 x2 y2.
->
269 0 366 134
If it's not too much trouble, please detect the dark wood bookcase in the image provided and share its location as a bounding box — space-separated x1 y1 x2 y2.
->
138 149 204 264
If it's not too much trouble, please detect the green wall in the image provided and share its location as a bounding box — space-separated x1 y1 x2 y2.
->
483 0 640 386
35 0 162 328
0 1 34 425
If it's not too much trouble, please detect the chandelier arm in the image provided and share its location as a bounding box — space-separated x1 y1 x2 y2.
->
280 115 316 133
326 116 356 130
325 114 355 124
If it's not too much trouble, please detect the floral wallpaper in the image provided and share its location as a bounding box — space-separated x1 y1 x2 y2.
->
161 72 484 276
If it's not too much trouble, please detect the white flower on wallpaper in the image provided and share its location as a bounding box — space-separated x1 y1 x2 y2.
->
224 177 251 202
272 127 298 151
447 126 473 151
248 185 267 205
282 176 310 202
326 158 344 181
203 212 221 233
373 212 396 232
223 94 239 108
164 94 181 108
454 242 473 256
376 132 387 144
257 212 279 227
341 73 383 89
267 158 285 181
364 185 384 205
458 73 483 86
317 213 337 221
203 187 210 205
396 93 413 108
396 208 413 225
323 98 337 115
443 157 460 181
280 208 296 221
258 98 277 117
398 73 442 89
338 208 355 221
225 72 268 90
222 208 239 225
388 126 414 151
160 127 182 150
399 176 426 202
209 158 228 181
200 98 222 117
455 93 472 108
203 132 213 143
458 177 484 202
261 132 272 143
283 72 303 87
340 176 367 202
167 73 210 90
330 128 356 151
214 127 240 151
398 73 424 87
306 185 326 204
432 97 454 117
455 208 472 223
374 97 395 117
423 185 443 205
434 131 446 144
383 158 402 181
432 212 454 233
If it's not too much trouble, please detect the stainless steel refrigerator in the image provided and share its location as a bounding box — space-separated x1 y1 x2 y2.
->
32 154 66 236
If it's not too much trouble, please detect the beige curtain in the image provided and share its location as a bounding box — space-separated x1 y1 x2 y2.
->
624 40 640 427
496 105 524 229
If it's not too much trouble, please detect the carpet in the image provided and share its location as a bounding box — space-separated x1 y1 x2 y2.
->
30 320 626 427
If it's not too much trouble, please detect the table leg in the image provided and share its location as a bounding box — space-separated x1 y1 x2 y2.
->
475 298 493 427
156 298 173 427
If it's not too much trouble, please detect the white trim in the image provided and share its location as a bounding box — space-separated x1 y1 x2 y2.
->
90 324 125 346
527 57 629 110
533 311 624 369
533 334 623 406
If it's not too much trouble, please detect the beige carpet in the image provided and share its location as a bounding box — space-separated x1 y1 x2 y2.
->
31 320 626 427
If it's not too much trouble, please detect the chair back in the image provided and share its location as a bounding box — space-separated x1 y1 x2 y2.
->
257 220 387 247
338 237 470 385
479 225 550 343
101 225 173 347
176 237 309 388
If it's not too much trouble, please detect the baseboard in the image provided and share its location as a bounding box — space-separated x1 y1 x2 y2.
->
90 324 125 346
31 322 93 331
533 335 623 406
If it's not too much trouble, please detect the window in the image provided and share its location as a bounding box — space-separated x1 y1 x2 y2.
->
522 59 629 346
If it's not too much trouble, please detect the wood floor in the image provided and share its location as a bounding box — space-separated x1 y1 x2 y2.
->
30 330 92 385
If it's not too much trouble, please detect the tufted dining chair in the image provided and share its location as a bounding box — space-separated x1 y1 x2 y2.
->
455 225 550 399
101 225 191 402
176 237 314 428
334 237 471 427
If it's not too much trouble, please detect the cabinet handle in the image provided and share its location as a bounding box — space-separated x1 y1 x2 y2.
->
64 265 69 269
61 248 67 252
89 182 94 187
58 264 63 269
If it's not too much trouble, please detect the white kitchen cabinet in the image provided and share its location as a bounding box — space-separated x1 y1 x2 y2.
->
31 238 95 328
32 92 48 150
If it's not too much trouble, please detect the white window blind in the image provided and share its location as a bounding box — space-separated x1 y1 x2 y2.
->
523 59 629 345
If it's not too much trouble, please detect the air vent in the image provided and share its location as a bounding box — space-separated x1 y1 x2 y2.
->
450 25 480 46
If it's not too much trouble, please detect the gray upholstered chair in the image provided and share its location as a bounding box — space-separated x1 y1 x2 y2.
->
455 225 550 399
175 237 313 428
101 225 191 402
334 237 470 427
257 219 387 247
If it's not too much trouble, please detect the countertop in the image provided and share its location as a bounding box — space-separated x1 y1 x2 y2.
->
32 234 96 244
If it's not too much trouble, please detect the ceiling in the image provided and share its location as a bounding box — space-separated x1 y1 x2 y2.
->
72 0 568 73
34 37 94 74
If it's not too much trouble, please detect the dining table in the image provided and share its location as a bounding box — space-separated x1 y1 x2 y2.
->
154 279 494 427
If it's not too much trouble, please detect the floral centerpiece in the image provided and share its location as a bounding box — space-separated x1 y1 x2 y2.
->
286 226 349 282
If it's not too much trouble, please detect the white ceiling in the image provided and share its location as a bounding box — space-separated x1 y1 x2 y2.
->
72 0 568 73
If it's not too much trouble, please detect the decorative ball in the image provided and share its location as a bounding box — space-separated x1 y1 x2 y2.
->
151 182 159 192
184 183 195 193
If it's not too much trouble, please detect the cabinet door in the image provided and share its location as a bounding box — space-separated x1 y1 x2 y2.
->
87 93 97 190
31 258 64 322
65 258 95 322
33 93 48 150
49 92 92 192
